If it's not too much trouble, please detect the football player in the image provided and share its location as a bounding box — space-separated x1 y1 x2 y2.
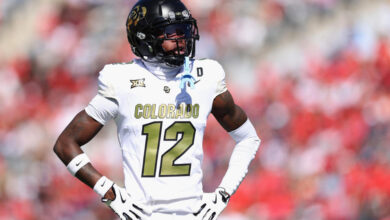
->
53 0 260 219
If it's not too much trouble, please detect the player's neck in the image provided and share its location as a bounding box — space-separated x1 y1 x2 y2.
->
141 60 182 81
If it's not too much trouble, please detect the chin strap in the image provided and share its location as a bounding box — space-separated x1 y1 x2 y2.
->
179 57 195 89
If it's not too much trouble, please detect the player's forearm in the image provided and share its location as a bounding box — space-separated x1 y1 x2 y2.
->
219 119 260 195
53 111 116 199
53 138 102 188
54 140 116 201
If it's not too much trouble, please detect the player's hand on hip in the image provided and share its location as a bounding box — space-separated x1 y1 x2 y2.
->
193 187 230 220
102 184 151 220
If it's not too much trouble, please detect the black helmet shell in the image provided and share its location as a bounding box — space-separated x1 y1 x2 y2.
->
126 0 199 66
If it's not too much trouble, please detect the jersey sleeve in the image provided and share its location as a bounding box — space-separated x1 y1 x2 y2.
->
211 60 228 98
85 65 119 125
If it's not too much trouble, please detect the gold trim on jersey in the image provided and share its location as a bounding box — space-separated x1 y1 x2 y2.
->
134 104 199 119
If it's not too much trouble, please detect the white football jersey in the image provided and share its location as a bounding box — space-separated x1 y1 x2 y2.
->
85 58 227 213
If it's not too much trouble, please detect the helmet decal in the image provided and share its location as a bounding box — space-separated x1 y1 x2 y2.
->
128 6 147 28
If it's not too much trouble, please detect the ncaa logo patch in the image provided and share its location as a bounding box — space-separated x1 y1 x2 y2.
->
130 78 146 89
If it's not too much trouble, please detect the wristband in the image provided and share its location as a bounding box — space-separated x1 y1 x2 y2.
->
66 153 91 176
93 176 114 197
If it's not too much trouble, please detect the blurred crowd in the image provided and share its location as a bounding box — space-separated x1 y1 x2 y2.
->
1 0 390 219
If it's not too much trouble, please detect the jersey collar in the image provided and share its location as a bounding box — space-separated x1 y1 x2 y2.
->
140 60 183 81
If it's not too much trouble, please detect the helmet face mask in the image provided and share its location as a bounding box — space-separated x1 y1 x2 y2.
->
126 0 199 67
154 22 198 66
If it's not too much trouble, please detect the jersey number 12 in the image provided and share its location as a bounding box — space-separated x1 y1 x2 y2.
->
141 121 195 177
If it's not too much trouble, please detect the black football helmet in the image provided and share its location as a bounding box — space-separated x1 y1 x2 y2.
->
126 0 199 66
